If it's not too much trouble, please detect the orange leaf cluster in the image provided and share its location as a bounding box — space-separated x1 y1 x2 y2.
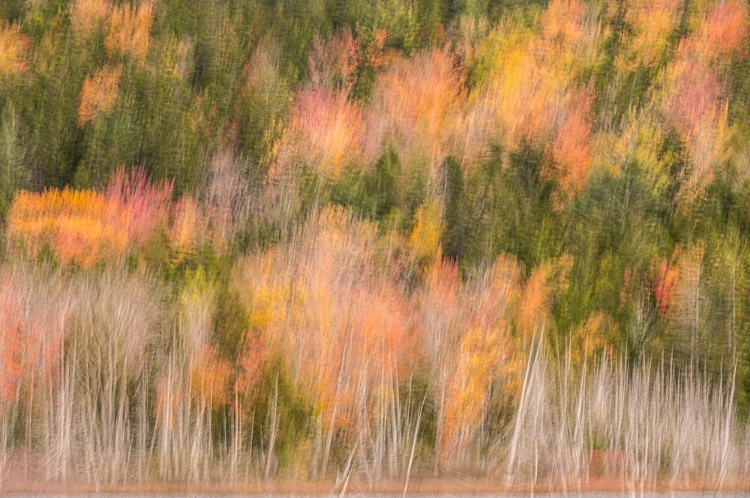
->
280 87 364 178
105 0 153 61
0 22 30 78
439 256 525 460
365 48 464 175
619 249 681 318
464 0 598 194
78 64 122 125
0 285 23 405
238 336 264 394
619 0 680 70
654 256 680 315
7 170 172 269
0 269 70 409
571 311 617 367
236 208 412 428
308 29 357 90
70 0 110 42
698 0 749 59
551 88 593 198
518 255 573 342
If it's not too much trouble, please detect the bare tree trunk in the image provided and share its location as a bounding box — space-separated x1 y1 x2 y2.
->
264 374 279 479
403 396 426 498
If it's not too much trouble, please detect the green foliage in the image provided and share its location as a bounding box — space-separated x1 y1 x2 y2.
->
213 284 250 363
0 102 27 219
249 356 311 470
0 0 24 23
364 145 402 220
441 156 465 261
4 0 750 483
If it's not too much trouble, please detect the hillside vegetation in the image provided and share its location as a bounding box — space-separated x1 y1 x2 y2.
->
2 0 750 490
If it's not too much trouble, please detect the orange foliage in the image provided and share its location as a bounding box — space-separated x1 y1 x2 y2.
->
619 249 681 319
518 256 573 341
279 87 364 178
235 208 412 430
105 0 153 61
654 254 680 316
463 0 599 197
7 170 172 269
571 312 618 367
518 265 552 340
668 242 706 342
190 345 231 407
71 0 110 41
660 0 746 207
440 256 525 460
699 0 748 59
0 268 70 410
308 29 357 90
238 336 264 394
550 88 593 198
169 196 206 263
365 48 464 175
9 189 117 268
105 168 172 246
78 64 122 125
0 287 23 405
664 58 721 141
0 22 30 78
540 0 589 48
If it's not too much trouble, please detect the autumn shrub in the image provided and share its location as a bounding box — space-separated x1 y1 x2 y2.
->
6 170 171 269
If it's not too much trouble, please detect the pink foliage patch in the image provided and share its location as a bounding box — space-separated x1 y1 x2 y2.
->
106 168 173 247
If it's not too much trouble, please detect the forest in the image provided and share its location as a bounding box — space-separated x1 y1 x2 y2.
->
1 0 750 491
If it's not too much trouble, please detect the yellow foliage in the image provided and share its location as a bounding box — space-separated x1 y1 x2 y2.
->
591 111 672 195
169 196 203 264
462 1 599 196
438 254 526 461
409 200 443 266
0 22 30 78
617 0 680 70
571 312 618 368
78 64 122 125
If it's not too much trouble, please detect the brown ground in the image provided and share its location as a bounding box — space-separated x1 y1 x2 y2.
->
2 475 750 495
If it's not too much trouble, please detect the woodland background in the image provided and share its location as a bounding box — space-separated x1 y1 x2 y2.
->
1 0 750 489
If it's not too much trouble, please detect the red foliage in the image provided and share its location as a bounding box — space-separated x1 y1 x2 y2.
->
654 256 680 315
551 88 593 197
282 86 364 178
701 0 749 58
106 168 173 246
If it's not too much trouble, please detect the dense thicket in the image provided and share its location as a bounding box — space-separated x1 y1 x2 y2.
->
1 0 750 489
